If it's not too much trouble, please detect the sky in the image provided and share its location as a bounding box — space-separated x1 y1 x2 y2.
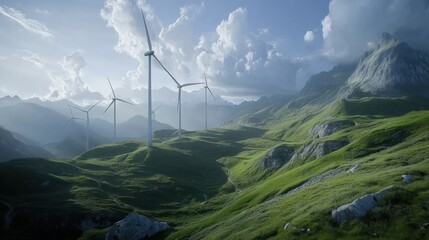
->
1 0 428 104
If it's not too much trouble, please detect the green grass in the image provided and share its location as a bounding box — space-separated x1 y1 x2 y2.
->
1 101 429 239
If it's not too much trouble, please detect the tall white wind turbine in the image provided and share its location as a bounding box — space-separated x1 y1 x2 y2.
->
104 77 134 143
71 100 102 151
204 73 216 131
140 9 184 142
175 81 204 138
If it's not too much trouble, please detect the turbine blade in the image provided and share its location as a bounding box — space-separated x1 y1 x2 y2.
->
153 104 162 112
104 100 115 114
88 100 102 111
116 98 135 105
153 55 180 86
74 117 86 121
71 105 86 113
204 72 208 86
207 87 216 102
107 77 116 98
141 9 152 51
63 118 72 129
68 105 74 118
182 82 205 88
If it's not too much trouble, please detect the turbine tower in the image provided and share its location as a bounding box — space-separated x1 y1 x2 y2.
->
204 73 216 131
141 9 154 147
104 77 134 142
71 100 102 151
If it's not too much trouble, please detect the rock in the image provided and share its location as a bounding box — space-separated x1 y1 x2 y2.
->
261 145 294 169
290 140 348 163
347 164 361 173
308 121 355 138
402 174 412 182
105 213 169 240
332 185 394 223
283 223 289 230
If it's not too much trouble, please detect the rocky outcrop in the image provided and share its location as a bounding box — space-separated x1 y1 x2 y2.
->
308 121 355 138
290 140 348 163
261 145 294 169
332 185 394 223
105 213 169 240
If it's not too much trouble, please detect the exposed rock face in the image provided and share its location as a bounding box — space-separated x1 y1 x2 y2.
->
261 145 294 169
290 140 348 163
342 33 429 98
105 213 169 240
332 186 394 223
308 121 355 138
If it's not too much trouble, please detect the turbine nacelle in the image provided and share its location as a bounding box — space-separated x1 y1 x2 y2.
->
144 50 154 56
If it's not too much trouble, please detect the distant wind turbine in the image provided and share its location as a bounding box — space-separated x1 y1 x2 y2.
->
204 73 216 131
140 9 184 142
104 77 134 143
71 100 102 151
175 81 205 138
152 105 162 131
64 105 85 129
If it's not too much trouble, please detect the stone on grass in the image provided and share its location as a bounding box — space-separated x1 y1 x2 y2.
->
402 174 412 182
347 164 361 173
332 186 394 223
105 213 169 240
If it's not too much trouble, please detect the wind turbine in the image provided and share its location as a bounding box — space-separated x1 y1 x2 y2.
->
175 81 205 138
64 105 85 129
152 105 162 131
104 77 134 143
204 73 216 131
140 9 184 143
71 100 102 151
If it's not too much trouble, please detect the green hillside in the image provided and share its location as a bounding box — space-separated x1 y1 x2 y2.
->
1 97 429 239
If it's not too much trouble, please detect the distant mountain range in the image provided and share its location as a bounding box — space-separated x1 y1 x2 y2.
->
0 127 51 162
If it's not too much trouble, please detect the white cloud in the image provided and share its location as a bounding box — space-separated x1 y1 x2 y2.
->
47 51 103 101
304 30 315 42
321 0 429 62
196 7 304 96
0 5 53 39
21 50 44 68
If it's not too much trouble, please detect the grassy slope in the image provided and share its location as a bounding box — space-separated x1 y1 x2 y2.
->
1 99 429 239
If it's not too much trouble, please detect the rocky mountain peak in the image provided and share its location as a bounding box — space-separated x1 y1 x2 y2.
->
341 33 429 98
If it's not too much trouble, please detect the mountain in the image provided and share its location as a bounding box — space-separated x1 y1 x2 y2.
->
0 102 69 145
117 115 174 140
0 127 51 162
45 123 111 158
289 64 356 108
342 32 429 98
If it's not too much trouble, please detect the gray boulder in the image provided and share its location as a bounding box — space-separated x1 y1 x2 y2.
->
332 186 394 223
290 140 348 163
105 213 169 240
261 145 294 169
308 121 355 138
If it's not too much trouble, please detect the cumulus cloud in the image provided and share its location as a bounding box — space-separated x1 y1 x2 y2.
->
196 7 303 96
0 5 53 39
101 0 204 89
322 0 429 62
304 30 315 42
47 51 103 101
102 1 305 98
